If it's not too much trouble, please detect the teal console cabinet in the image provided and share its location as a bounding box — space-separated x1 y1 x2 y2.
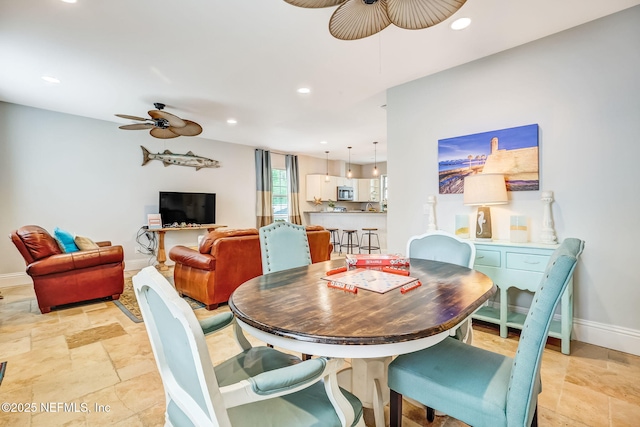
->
471 240 574 354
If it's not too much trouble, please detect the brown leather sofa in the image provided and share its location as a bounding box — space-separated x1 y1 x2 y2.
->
10 225 125 314
169 225 332 310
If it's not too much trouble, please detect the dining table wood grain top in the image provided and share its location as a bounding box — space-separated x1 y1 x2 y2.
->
229 258 496 347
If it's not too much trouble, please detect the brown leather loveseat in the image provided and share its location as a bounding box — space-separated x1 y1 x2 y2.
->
169 225 332 310
10 225 125 314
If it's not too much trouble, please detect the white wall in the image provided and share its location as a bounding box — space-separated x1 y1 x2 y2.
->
0 102 357 279
387 7 640 354
0 102 257 276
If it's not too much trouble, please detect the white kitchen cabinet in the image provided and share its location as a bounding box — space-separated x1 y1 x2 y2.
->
355 179 381 202
336 177 350 187
306 174 338 202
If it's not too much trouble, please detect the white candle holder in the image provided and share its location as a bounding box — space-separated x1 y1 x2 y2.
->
426 195 437 232
540 190 558 244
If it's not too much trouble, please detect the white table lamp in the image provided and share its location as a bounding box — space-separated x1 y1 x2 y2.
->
463 174 508 241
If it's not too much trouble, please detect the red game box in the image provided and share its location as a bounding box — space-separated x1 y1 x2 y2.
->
345 254 410 267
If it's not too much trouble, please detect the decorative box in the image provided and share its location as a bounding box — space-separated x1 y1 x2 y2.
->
345 254 410 267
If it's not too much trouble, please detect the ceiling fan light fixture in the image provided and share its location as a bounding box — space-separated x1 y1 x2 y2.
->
286 0 467 40
330 0 390 40
116 103 202 139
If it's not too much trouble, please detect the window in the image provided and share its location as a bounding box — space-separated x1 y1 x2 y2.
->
272 168 289 221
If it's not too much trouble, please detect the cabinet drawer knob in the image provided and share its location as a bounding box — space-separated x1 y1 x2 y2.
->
524 260 541 265
476 255 485 259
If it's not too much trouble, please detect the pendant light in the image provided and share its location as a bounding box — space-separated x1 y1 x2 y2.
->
372 141 378 176
347 146 352 178
325 151 330 182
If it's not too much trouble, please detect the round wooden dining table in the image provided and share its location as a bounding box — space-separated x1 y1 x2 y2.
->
229 258 495 427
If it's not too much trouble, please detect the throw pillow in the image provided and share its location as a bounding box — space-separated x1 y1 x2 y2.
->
75 235 99 250
53 227 79 253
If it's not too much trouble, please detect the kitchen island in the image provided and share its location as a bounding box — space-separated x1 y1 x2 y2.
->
305 211 387 253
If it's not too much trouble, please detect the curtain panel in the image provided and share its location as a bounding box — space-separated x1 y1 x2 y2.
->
286 154 303 225
255 149 273 228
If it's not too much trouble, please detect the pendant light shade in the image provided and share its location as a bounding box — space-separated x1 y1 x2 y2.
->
347 146 352 178
373 141 378 176
325 151 330 182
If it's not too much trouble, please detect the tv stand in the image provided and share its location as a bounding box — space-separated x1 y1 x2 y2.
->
149 224 226 271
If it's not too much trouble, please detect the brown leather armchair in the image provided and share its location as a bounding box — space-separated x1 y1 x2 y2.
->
10 225 125 314
169 225 332 310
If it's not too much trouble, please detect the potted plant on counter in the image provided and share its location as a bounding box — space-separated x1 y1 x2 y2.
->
327 200 336 212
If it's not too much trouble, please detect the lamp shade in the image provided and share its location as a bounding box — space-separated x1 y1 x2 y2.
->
463 174 508 206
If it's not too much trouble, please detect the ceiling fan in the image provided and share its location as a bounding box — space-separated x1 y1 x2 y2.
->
284 0 466 40
115 103 203 139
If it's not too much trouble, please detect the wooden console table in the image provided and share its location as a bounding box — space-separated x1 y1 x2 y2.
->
150 224 226 271
470 240 575 354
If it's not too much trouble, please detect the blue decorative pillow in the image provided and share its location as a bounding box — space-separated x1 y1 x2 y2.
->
53 227 79 253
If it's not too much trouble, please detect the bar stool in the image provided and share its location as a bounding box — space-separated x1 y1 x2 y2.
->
360 228 381 254
326 228 340 254
340 229 360 255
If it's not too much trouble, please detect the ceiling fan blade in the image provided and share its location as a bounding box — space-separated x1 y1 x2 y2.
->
169 120 203 137
329 0 391 40
386 0 466 29
148 110 186 128
119 123 155 130
115 114 150 121
150 127 180 139
284 0 345 8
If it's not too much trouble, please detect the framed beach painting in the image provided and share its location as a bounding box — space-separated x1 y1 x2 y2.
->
438 124 539 194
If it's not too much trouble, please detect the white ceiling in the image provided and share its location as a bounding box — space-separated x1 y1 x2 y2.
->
1 0 638 165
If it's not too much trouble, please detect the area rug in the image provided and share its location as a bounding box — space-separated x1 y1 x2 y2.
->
115 271 205 323
0 361 6 387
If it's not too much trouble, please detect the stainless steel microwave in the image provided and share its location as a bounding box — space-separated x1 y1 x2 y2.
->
337 186 354 201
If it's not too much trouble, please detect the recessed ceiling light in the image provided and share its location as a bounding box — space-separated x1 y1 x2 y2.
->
61 0 77 3
297 87 311 94
320 140 328 144
226 118 237 125
451 17 471 30
41 75 61 84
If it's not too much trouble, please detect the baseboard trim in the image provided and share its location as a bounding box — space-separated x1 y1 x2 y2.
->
479 301 640 356
124 258 162 272
572 318 640 356
0 272 31 288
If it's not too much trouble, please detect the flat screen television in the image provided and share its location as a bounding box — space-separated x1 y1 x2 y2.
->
159 191 216 226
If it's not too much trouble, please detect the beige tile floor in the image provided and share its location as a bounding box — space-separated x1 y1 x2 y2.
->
1 276 639 427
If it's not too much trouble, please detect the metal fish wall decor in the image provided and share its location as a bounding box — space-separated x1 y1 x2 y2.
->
141 146 221 170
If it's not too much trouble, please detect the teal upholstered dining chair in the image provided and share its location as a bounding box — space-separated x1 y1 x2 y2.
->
133 266 364 427
406 230 476 269
259 222 312 274
388 238 584 427
406 230 476 343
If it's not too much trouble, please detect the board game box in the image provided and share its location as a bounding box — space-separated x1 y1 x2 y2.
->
345 254 410 267
322 268 417 294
